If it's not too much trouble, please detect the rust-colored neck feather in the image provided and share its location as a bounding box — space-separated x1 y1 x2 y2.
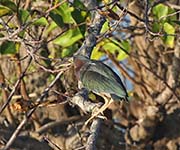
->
74 57 87 80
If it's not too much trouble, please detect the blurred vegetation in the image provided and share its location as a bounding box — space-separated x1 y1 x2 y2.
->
0 0 180 150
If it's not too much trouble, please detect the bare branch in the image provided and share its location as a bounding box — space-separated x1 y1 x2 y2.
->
86 119 102 150
3 71 63 150
0 57 32 115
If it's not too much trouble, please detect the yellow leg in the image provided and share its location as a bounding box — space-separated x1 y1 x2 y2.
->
85 98 114 125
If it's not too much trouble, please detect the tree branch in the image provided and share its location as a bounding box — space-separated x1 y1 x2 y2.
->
3 71 63 150
86 119 102 150
75 1 105 57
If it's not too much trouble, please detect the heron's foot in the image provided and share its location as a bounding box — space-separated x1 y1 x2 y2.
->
85 98 114 125
85 110 107 125
85 102 111 125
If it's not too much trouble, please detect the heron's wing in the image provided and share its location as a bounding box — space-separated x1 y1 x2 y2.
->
80 69 127 98
85 60 128 96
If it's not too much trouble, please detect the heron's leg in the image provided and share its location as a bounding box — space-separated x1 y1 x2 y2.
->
85 97 114 125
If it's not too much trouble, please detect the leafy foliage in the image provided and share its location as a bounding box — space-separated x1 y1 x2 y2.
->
163 22 175 48
0 0 132 59
152 3 176 48
153 4 168 20
91 39 130 60
0 5 12 17
0 41 16 54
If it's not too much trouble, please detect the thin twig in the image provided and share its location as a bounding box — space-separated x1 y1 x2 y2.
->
3 71 63 150
36 116 84 134
0 66 14 124
45 0 67 14
43 136 62 150
0 57 32 115
116 3 145 22
165 1 180 10
159 10 180 20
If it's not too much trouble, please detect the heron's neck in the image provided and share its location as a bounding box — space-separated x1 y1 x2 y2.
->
74 59 86 80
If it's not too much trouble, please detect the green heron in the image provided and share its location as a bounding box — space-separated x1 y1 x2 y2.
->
74 55 128 124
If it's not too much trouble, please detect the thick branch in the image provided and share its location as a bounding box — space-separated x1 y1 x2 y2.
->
71 88 103 113
86 119 102 150
75 7 105 57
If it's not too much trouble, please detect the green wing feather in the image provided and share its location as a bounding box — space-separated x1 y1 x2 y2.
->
80 63 127 98
81 60 128 95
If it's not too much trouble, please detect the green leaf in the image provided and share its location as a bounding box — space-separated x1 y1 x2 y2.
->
0 5 12 17
163 22 175 48
100 21 109 33
91 39 130 60
45 21 57 35
15 42 21 52
0 41 16 54
171 20 180 25
167 7 176 21
103 42 119 53
103 40 130 60
71 8 86 35
0 0 17 12
18 9 30 24
33 17 48 26
52 2 74 24
153 4 168 19
152 22 161 33
0 24 3 29
72 0 86 10
61 45 77 57
49 11 64 28
53 28 83 47
0 33 4 38
91 41 105 60
18 31 25 38
117 40 130 60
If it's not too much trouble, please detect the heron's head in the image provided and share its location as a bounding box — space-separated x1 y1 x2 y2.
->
73 55 89 79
